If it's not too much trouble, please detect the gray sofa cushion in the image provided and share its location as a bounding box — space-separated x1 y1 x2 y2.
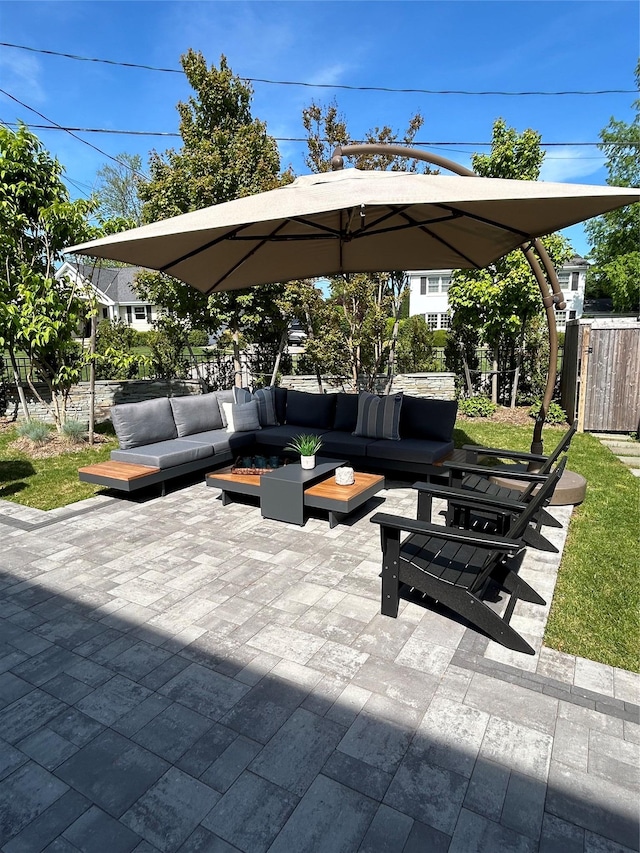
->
111 439 213 469
213 390 235 427
170 393 224 436
400 396 458 443
180 429 254 455
111 398 177 450
365 437 454 465
319 431 375 458
255 425 328 449
286 390 336 430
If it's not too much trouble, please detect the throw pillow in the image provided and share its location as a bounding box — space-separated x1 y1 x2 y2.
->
354 391 403 441
222 400 262 433
232 386 278 426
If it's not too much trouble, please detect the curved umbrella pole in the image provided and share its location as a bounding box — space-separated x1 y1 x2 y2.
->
331 143 564 456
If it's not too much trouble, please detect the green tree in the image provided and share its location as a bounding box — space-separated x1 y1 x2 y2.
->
0 124 96 429
395 315 435 372
447 118 572 405
94 153 144 225
585 61 640 312
136 50 294 385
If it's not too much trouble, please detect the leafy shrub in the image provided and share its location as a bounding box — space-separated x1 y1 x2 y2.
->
528 400 567 425
188 329 209 348
17 420 51 445
61 420 87 443
458 396 497 418
431 329 450 348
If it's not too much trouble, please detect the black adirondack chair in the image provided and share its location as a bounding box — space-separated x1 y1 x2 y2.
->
439 457 568 552
443 421 577 537
370 460 566 655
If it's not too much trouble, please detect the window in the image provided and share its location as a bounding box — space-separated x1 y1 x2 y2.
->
556 311 566 325
427 276 439 293
134 306 146 320
439 313 451 329
102 308 108 320
420 276 427 295
426 313 438 329
126 306 132 325
569 310 576 320
441 276 451 292
557 271 570 289
571 272 580 291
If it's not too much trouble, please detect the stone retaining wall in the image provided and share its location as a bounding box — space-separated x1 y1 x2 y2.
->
3 372 455 424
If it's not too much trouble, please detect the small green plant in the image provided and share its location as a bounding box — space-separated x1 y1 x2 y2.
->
458 396 497 418
529 400 567 425
61 420 87 443
17 420 51 445
284 434 323 456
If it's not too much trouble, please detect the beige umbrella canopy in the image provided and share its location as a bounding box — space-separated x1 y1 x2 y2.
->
66 168 639 293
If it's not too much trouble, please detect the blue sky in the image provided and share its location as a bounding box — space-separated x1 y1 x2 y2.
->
1 0 638 256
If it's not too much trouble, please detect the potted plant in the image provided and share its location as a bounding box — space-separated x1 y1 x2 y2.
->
285 434 323 470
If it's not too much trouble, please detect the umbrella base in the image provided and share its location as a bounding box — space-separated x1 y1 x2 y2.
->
489 468 587 506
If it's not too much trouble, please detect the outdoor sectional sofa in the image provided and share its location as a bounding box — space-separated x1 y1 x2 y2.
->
79 387 458 494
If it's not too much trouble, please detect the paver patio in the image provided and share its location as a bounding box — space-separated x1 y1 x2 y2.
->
0 478 638 852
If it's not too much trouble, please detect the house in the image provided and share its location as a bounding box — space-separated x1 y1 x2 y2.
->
407 255 589 331
56 262 156 332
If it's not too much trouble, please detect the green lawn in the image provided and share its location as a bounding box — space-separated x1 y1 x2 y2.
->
0 418 638 671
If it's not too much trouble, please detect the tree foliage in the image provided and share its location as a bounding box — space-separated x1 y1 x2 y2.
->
447 118 572 404
136 50 294 385
585 61 640 311
0 124 96 428
95 153 144 225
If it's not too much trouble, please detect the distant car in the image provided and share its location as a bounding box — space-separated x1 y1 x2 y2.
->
288 322 307 345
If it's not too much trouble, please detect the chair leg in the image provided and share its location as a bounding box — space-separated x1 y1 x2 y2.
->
492 555 546 606
523 526 557 553
380 528 401 618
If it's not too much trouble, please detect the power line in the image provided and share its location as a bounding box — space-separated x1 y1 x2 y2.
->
0 89 149 180
0 120 622 151
1 42 636 97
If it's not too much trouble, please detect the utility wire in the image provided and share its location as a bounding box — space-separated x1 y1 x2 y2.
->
1 42 636 97
0 120 622 151
0 89 150 180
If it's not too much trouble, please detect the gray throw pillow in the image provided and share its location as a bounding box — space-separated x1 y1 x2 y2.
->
111 397 178 449
222 401 262 433
170 393 224 436
354 391 403 441
233 386 278 426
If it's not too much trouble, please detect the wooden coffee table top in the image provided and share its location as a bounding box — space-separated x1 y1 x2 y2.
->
304 472 384 501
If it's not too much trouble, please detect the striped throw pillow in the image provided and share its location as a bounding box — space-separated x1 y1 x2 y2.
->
354 391 403 441
233 386 278 426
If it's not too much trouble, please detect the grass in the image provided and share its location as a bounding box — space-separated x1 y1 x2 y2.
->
0 417 637 671
457 420 640 673
0 424 118 511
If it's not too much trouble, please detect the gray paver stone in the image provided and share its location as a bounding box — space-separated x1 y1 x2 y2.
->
448 808 536 852
63 805 141 853
0 761 68 846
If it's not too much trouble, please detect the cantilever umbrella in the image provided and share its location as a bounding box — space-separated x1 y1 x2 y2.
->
65 168 640 293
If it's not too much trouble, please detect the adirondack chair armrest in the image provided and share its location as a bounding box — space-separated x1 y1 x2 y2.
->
443 461 550 483
411 482 528 512
370 512 522 552
461 444 548 464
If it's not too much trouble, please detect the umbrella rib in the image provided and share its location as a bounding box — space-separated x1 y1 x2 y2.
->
433 204 532 240
159 224 248 274
205 220 290 294
397 209 482 268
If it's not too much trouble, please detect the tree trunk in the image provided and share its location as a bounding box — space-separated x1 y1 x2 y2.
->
491 346 499 404
186 341 208 392
270 328 288 387
231 330 242 387
8 347 30 422
88 312 96 444
303 307 324 393
384 316 400 395
462 355 474 397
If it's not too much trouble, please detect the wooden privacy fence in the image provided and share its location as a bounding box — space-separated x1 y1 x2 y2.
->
561 318 640 433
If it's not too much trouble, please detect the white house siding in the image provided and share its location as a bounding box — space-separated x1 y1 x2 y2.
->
408 258 588 331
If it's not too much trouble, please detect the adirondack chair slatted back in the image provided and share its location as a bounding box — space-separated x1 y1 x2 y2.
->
539 421 578 475
506 456 567 541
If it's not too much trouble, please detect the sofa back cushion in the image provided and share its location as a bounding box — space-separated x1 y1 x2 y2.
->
333 393 360 433
233 387 278 426
354 391 403 441
285 390 336 430
170 393 224 437
272 387 287 426
111 397 177 450
400 395 458 442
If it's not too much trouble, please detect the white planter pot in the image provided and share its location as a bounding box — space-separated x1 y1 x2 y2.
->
300 455 316 470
